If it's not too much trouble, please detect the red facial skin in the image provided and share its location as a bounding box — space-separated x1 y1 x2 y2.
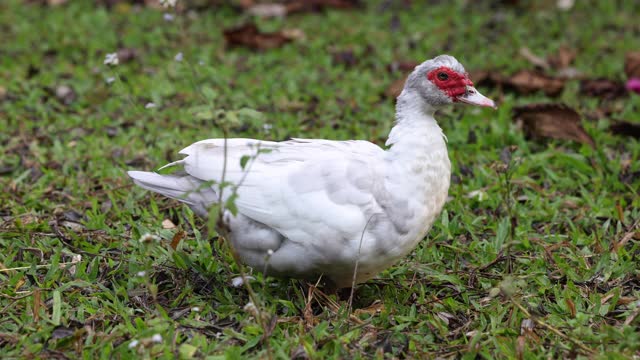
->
426 66 474 100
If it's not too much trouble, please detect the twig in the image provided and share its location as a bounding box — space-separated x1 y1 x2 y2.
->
348 215 375 316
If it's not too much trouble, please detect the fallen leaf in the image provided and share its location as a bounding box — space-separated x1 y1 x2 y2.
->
353 301 385 316
565 298 576 318
162 219 176 229
609 121 640 139
579 78 627 99
223 23 300 50
170 230 185 250
624 51 640 78
617 296 639 306
513 103 595 147
507 70 565 96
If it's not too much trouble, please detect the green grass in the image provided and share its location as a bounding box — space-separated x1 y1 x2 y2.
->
1 0 639 358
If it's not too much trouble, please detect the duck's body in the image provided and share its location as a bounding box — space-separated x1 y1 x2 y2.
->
129 55 495 287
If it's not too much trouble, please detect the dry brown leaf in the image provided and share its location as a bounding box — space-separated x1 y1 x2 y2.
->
170 230 185 250
223 23 300 50
353 300 384 317
609 121 640 139
507 70 565 96
513 103 595 147
565 298 576 318
617 296 638 306
579 79 627 99
624 51 640 78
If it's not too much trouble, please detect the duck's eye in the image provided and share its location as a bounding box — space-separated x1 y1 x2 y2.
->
437 72 449 81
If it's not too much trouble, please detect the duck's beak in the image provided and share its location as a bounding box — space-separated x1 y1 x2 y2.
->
457 86 497 109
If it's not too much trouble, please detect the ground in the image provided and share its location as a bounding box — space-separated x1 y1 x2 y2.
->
1 0 639 358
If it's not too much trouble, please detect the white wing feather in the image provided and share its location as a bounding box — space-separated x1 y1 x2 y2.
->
176 138 386 240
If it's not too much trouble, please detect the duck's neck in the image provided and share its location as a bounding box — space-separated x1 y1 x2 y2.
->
382 88 452 239
385 89 448 162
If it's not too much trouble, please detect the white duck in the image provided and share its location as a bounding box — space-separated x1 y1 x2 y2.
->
128 55 495 288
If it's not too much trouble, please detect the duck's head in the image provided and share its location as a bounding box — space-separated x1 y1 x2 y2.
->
403 55 496 110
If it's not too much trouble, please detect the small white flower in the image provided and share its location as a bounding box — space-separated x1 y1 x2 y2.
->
137 271 146 277
145 102 156 109
267 249 274 256
128 340 139 349
106 76 115 84
262 123 273 132
104 53 119 66
174 52 183 62
159 0 177 8
231 275 255 287
151 334 163 343
198 60 205 66
163 13 175 21
139 233 160 243
191 306 200 312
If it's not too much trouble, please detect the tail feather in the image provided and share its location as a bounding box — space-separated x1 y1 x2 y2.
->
127 171 217 216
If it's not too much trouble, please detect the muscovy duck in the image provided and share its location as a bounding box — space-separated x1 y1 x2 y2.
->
128 55 495 288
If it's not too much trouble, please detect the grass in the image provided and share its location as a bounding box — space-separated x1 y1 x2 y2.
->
1 0 639 358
